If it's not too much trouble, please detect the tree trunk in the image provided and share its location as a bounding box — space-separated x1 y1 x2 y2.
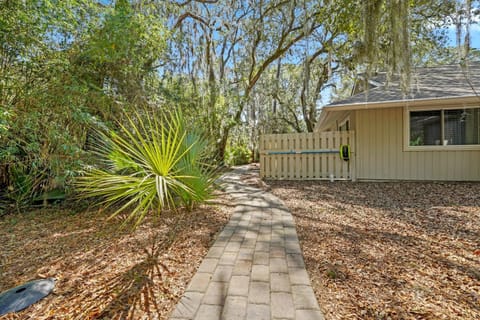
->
217 128 230 164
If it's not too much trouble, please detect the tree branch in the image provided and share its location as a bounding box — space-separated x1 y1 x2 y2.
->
176 0 218 6
174 12 210 28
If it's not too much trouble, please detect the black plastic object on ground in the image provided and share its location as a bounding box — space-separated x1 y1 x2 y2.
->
0 278 55 315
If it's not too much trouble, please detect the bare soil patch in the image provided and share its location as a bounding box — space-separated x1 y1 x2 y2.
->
0 192 233 319
267 179 480 320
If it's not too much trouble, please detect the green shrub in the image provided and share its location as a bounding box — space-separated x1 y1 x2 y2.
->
225 143 251 166
75 109 218 227
0 99 92 212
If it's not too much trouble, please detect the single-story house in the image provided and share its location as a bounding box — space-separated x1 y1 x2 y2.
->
315 63 480 181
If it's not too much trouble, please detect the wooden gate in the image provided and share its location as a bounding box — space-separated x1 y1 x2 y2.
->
259 131 355 180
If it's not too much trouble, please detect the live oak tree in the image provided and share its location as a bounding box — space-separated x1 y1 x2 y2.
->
168 0 473 156
1 0 477 210
170 0 339 159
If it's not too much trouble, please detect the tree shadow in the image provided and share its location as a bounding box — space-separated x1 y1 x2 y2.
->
94 232 172 319
269 180 480 241
0 201 230 319
76 210 228 319
264 178 480 318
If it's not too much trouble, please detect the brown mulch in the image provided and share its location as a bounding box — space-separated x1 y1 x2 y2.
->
0 192 233 319
241 167 480 319
271 180 480 320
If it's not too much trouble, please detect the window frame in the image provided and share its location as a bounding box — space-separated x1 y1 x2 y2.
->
404 105 480 151
338 117 350 132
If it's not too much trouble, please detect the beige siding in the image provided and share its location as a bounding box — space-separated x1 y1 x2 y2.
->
356 107 480 181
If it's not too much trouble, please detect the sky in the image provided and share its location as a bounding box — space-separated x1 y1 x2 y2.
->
98 0 479 48
444 25 480 48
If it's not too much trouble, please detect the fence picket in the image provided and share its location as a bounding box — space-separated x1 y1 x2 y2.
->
260 131 355 180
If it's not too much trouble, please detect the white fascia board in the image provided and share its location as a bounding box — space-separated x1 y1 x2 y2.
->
323 95 480 111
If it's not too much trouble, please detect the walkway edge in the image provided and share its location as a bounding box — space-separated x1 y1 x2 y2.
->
170 167 324 320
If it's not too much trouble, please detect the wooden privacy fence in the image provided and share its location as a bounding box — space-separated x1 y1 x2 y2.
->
259 131 355 180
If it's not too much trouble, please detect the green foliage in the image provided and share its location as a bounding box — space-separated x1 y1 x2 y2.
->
225 143 251 166
0 0 170 211
4 165 40 211
75 110 218 227
73 1 168 108
0 71 100 211
0 1 97 212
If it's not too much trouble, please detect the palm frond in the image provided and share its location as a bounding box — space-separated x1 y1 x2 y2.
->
75 109 218 228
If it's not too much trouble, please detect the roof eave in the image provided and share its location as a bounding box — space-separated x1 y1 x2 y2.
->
315 94 480 132
323 95 480 111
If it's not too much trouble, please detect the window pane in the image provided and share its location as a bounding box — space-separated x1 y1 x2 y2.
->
410 111 441 146
444 108 480 145
338 120 349 132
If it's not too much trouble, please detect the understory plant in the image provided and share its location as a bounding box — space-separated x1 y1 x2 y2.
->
75 109 218 227
225 142 251 166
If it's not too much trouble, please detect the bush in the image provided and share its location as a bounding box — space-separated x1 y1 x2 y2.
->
75 109 218 227
225 143 251 166
0 96 92 212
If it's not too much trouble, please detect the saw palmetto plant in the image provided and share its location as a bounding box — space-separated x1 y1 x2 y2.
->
76 109 217 227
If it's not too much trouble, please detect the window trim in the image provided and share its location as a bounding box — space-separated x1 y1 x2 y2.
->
338 117 350 132
404 105 480 151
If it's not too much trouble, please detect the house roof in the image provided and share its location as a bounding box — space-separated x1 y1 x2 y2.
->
326 62 480 109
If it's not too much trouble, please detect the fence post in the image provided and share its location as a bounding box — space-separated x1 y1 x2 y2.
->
259 135 265 178
350 131 356 181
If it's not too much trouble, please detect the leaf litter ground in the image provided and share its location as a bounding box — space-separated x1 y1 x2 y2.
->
0 191 233 319
241 164 480 320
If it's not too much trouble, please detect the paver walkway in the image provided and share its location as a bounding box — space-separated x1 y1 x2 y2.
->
170 167 324 320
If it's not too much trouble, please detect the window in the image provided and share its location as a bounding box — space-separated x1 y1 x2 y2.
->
444 109 480 145
410 110 441 145
338 119 350 132
409 108 480 146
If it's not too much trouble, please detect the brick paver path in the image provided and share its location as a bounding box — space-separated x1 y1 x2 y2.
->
170 168 324 320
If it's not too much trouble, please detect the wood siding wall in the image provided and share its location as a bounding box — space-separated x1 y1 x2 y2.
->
356 107 480 181
260 131 355 180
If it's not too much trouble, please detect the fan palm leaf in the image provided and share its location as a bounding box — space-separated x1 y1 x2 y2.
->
76 109 217 227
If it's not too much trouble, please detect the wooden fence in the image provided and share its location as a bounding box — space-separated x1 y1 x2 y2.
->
259 131 355 180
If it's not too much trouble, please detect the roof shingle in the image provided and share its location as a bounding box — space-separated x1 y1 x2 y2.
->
328 63 480 107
